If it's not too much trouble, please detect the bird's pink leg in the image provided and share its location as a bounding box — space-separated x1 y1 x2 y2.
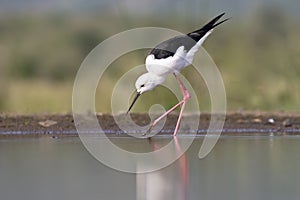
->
148 74 190 136
173 74 191 136
150 100 184 127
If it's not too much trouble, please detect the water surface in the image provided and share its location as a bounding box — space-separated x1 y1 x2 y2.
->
1 136 300 200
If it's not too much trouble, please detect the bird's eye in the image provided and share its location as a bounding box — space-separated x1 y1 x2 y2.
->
140 84 145 87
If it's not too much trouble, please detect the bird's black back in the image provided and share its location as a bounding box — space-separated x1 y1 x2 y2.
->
149 13 228 59
149 35 196 59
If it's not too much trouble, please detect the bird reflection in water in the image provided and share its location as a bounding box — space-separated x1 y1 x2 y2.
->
136 137 189 200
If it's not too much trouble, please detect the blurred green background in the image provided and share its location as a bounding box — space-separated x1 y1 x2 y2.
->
0 0 299 113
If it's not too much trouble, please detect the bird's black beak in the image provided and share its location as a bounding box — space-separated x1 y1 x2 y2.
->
126 92 141 114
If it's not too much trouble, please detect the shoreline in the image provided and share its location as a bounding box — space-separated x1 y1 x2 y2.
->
1 112 300 137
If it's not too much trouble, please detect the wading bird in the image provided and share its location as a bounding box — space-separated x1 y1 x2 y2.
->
127 13 228 136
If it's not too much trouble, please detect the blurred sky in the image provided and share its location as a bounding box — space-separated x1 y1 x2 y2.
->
0 0 299 17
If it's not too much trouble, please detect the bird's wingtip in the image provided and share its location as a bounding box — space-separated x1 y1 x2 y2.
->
189 12 229 35
211 12 230 28
219 12 226 17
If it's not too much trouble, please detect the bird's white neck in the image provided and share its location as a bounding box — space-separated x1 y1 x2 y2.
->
148 72 166 85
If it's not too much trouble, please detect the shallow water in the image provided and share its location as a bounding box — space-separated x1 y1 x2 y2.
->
1 136 300 200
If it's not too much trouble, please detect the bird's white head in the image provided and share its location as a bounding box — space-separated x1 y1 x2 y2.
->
127 72 165 114
135 72 165 94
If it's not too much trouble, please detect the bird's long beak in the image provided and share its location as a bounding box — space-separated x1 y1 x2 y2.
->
126 92 141 114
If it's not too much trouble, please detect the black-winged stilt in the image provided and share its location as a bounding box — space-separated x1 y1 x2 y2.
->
127 13 229 136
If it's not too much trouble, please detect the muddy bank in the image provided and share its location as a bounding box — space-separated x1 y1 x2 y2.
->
1 112 300 137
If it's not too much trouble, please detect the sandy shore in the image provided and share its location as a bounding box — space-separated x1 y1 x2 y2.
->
1 112 300 137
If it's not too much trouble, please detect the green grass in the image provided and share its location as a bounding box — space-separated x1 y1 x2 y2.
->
4 80 73 113
0 9 300 113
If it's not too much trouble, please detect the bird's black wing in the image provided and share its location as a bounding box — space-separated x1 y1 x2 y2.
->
149 35 196 59
149 13 229 59
187 12 228 42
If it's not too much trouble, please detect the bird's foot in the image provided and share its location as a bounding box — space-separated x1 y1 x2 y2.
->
143 125 154 136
